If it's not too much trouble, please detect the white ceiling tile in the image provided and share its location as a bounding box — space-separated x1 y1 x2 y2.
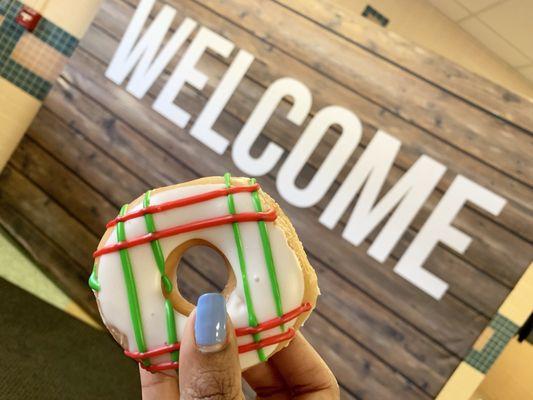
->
429 0 470 20
518 65 533 81
456 0 502 13
460 16 530 66
478 0 533 59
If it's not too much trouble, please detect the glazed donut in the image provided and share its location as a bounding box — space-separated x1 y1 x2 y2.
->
89 173 318 371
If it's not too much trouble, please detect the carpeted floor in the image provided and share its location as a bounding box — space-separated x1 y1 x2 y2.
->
0 277 141 399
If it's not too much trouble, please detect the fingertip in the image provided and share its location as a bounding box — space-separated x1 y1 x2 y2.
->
195 293 228 353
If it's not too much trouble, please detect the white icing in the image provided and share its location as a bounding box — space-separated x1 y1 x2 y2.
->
96 183 305 370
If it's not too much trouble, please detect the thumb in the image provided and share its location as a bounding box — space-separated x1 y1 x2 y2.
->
179 293 244 400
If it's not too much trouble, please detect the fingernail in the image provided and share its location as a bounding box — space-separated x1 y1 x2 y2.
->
195 293 227 352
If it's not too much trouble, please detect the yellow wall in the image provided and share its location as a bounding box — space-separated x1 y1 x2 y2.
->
335 0 533 99
471 339 533 400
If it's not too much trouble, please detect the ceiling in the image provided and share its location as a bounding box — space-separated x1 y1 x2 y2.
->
428 0 533 83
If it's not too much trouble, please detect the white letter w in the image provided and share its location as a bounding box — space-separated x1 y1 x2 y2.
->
105 0 197 99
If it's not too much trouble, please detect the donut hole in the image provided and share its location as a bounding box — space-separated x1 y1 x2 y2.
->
178 246 229 302
164 239 236 316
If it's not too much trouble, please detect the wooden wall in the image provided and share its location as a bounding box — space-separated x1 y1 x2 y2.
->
0 0 532 399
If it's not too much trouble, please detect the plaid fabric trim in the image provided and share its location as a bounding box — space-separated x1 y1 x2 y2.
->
11 33 67 81
0 58 51 99
0 0 78 100
32 17 78 57
0 2 24 60
464 313 519 373
0 0 11 16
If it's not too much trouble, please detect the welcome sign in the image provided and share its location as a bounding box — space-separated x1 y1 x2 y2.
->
105 0 508 300
1 0 531 398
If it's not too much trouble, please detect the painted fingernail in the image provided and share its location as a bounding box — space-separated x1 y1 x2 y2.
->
195 293 227 352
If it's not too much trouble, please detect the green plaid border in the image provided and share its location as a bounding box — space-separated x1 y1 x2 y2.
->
0 2 24 62
1 58 51 99
464 313 519 373
33 17 78 57
0 0 12 15
0 0 78 100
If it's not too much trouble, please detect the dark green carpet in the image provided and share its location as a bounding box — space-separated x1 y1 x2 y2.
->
0 278 141 399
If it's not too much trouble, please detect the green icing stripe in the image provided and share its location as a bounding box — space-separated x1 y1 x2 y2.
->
224 173 266 362
165 299 179 362
117 204 149 365
88 263 100 291
143 191 178 362
249 178 284 324
143 191 173 293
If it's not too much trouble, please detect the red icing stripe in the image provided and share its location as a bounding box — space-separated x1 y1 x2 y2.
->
238 328 295 354
124 342 181 360
138 330 296 372
235 302 312 336
93 210 276 257
106 184 261 228
128 303 311 371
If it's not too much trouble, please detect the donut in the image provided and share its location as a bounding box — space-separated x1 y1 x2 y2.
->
89 173 319 371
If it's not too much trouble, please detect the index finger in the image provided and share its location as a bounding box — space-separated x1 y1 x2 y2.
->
244 332 339 398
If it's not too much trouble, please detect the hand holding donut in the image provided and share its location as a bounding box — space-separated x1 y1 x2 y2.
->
140 293 339 399
90 174 332 395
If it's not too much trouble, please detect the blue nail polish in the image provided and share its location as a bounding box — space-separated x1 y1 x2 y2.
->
195 293 227 352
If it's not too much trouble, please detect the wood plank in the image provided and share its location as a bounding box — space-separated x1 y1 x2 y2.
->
28 102 148 204
276 0 533 133
55 45 488 360
84 10 527 295
41 79 454 395
4 134 428 400
187 0 533 187
0 166 96 267
9 138 117 236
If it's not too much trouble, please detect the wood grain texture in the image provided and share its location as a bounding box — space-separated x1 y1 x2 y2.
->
113 0 533 243
193 0 533 187
276 0 533 133
77 20 510 316
1 0 532 398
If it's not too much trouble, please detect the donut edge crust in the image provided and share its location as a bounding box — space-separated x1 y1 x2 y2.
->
93 176 319 365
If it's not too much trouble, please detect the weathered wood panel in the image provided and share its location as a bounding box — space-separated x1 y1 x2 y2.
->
78 18 510 317
1 0 532 399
